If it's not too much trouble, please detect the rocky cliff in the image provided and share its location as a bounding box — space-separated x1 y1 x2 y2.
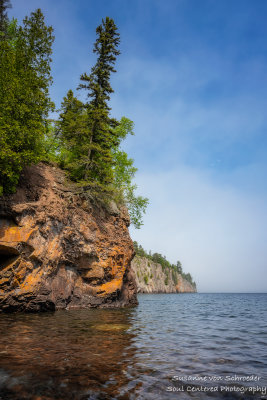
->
0 163 137 312
131 255 196 293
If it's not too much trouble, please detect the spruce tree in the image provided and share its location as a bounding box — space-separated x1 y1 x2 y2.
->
78 17 121 185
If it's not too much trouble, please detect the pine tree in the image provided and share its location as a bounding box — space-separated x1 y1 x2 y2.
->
0 8 54 194
77 17 121 185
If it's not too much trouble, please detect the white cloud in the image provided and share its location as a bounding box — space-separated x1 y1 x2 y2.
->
130 166 267 293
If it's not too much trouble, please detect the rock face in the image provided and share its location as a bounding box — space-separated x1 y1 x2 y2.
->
0 163 137 312
131 256 196 293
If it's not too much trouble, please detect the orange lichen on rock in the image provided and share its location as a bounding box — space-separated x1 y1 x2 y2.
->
20 268 43 293
0 163 137 312
97 278 123 296
0 220 37 244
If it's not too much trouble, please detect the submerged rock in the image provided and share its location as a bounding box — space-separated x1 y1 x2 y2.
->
92 323 130 331
0 163 137 312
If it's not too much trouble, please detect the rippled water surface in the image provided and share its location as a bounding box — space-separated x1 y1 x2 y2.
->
0 293 266 399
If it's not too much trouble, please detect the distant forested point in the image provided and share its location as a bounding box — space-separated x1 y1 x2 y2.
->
0 1 148 228
133 242 196 288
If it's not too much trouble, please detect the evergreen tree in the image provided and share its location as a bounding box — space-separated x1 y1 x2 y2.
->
0 8 54 194
176 261 183 274
58 90 89 179
77 17 121 185
0 0 11 37
57 17 148 228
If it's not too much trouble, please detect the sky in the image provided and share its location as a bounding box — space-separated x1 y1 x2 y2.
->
10 0 267 292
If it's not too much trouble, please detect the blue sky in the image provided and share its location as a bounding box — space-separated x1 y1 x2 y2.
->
10 0 267 292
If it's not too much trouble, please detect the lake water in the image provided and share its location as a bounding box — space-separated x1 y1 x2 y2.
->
0 293 266 399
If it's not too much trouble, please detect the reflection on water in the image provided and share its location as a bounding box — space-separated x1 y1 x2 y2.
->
0 308 140 399
0 293 267 399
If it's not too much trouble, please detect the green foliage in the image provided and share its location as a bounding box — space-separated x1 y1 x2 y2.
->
76 17 120 185
153 253 170 270
58 100 148 227
123 184 148 229
176 261 182 274
182 272 196 287
0 9 54 194
42 121 61 163
0 7 147 229
172 269 178 285
0 0 11 37
57 90 89 178
57 19 148 228
144 275 149 285
135 257 141 266
164 276 169 286
112 119 136 190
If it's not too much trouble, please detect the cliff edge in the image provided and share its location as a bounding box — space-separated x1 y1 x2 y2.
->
131 256 196 293
0 163 137 312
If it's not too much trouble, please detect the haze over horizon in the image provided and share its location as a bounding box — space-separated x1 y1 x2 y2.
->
11 0 267 293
